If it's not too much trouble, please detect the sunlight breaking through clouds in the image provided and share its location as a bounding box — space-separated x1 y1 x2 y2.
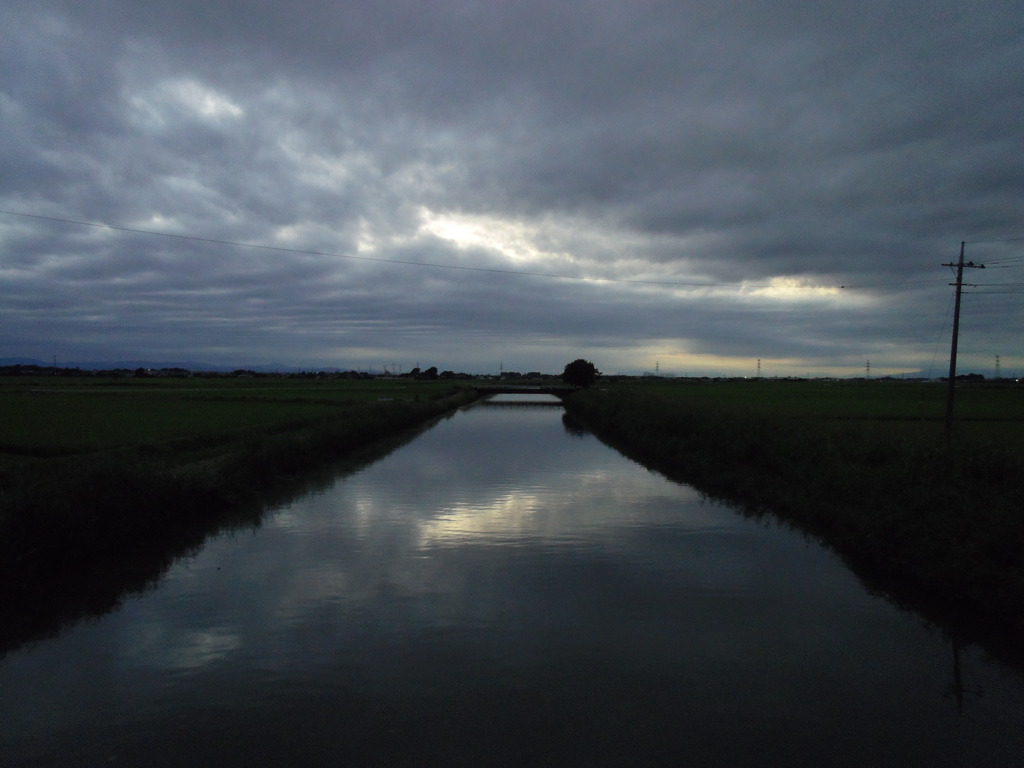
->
741 276 864 305
3 1 1021 375
419 208 567 265
129 79 245 128
165 79 244 120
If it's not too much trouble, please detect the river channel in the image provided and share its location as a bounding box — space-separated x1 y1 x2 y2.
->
2 394 1023 766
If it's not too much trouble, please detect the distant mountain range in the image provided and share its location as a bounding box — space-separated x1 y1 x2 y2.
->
0 358 336 373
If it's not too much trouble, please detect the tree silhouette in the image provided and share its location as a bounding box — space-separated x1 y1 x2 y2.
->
562 359 601 387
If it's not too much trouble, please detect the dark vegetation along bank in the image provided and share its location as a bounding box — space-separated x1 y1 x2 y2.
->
0 376 479 653
564 380 1024 634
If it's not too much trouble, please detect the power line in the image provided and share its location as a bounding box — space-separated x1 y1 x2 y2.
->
839 278 946 289
0 208 944 293
965 280 1024 293
964 235 1024 244
927 285 956 379
979 259 1024 267
0 208 757 290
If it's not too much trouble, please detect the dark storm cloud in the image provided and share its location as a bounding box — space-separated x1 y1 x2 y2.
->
2 1 1022 375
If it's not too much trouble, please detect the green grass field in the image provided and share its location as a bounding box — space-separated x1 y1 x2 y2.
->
1 376 471 457
618 378 1024 447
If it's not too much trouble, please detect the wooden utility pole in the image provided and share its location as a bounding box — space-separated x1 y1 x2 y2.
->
942 242 985 440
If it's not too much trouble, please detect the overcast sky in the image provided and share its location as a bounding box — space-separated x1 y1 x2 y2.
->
2 1 1022 376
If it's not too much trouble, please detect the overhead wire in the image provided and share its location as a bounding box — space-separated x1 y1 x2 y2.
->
0 208 1001 293
4 209 1016 376
964 235 1024 244
838 279 947 289
0 209 756 290
979 258 1024 267
927 283 956 379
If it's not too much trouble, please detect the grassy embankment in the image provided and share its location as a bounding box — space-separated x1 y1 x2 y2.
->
564 379 1024 628
0 376 478 578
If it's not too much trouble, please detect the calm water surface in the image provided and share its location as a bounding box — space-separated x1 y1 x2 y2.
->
2 395 1023 766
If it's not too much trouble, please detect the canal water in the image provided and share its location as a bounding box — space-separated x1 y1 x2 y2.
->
2 394 1022 766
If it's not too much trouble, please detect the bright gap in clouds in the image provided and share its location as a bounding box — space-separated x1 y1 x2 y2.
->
2 207 879 304
419 208 557 264
166 79 244 120
130 79 245 128
417 208 867 305
744 276 857 304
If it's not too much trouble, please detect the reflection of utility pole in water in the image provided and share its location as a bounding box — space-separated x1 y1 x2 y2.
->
943 635 983 715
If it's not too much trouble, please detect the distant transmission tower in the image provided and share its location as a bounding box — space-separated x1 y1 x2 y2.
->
757 359 762 378
995 355 1001 379
866 360 871 379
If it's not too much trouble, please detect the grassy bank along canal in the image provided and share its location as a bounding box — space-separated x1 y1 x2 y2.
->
0 377 480 585
563 379 1024 633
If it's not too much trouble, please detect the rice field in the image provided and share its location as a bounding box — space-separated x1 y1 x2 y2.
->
0 376 468 457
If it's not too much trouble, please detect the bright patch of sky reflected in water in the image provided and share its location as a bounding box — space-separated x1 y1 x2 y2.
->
1 396 1022 766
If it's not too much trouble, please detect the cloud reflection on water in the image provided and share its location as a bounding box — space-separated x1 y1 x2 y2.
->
4 403 1023 766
